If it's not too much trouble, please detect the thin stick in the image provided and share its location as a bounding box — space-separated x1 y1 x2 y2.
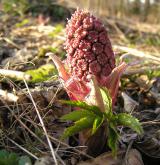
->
6 136 38 160
113 45 160 63
106 19 129 43
123 65 160 75
23 79 58 165
123 140 134 165
1 99 49 149
22 115 93 159
0 36 21 49
141 120 160 125
47 134 94 159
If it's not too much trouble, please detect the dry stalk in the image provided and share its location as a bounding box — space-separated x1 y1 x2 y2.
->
23 79 59 165
6 136 38 160
0 99 46 161
123 65 160 75
0 69 31 81
105 18 129 43
114 45 160 63
0 70 92 161
47 134 94 159
0 99 49 149
0 36 21 49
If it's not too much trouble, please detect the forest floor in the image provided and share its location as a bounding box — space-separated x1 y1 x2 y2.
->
0 4 160 165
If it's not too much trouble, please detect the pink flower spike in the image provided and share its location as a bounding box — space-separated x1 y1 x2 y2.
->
65 9 115 83
47 10 127 109
101 62 128 106
46 53 70 82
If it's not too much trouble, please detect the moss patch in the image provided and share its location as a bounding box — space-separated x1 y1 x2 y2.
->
26 64 57 83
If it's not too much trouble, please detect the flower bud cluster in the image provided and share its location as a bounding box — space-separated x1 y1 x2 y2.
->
64 9 115 84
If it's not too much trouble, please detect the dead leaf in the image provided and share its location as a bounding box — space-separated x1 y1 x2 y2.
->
122 92 139 112
124 149 144 165
77 150 125 165
135 75 151 91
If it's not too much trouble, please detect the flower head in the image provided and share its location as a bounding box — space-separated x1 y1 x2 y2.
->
65 9 116 85
47 9 127 108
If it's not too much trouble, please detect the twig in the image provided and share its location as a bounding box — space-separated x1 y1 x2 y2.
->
105 19 129 43
113 45 160 63
6 136 38 160
46 84 62 108
0 36 21 49
123 65 160 75
123 140 134 165
0 99 49 149
0 89 18 102
141 120 160 125
48 134 94 159
23 79 58 165
0 69 31 81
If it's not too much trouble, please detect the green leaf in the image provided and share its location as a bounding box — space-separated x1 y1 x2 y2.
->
60 100 98 111
92 116 104 135
61 117 95 139
16 19 29 28
0 150 32 165
0 150 19 165
100 88 112 114
61 109 97 121
49 24 64 38
61 100 102 117
18 156 32 165
117 113 143 134
108 124 119 156
0 150 9 158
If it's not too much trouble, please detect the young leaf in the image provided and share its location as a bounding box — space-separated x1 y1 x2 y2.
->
100 88 112 114
61 117 95 139
117 113 143 134
0 150 19 165
0 150 32 165
61 100 103 117
108 123 119 156
60 100 98 110
61 109 97 121
92 116 104 135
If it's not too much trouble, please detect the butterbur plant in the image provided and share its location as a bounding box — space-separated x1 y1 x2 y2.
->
47 9 127 104
47 9 143 156
60 81 143 156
